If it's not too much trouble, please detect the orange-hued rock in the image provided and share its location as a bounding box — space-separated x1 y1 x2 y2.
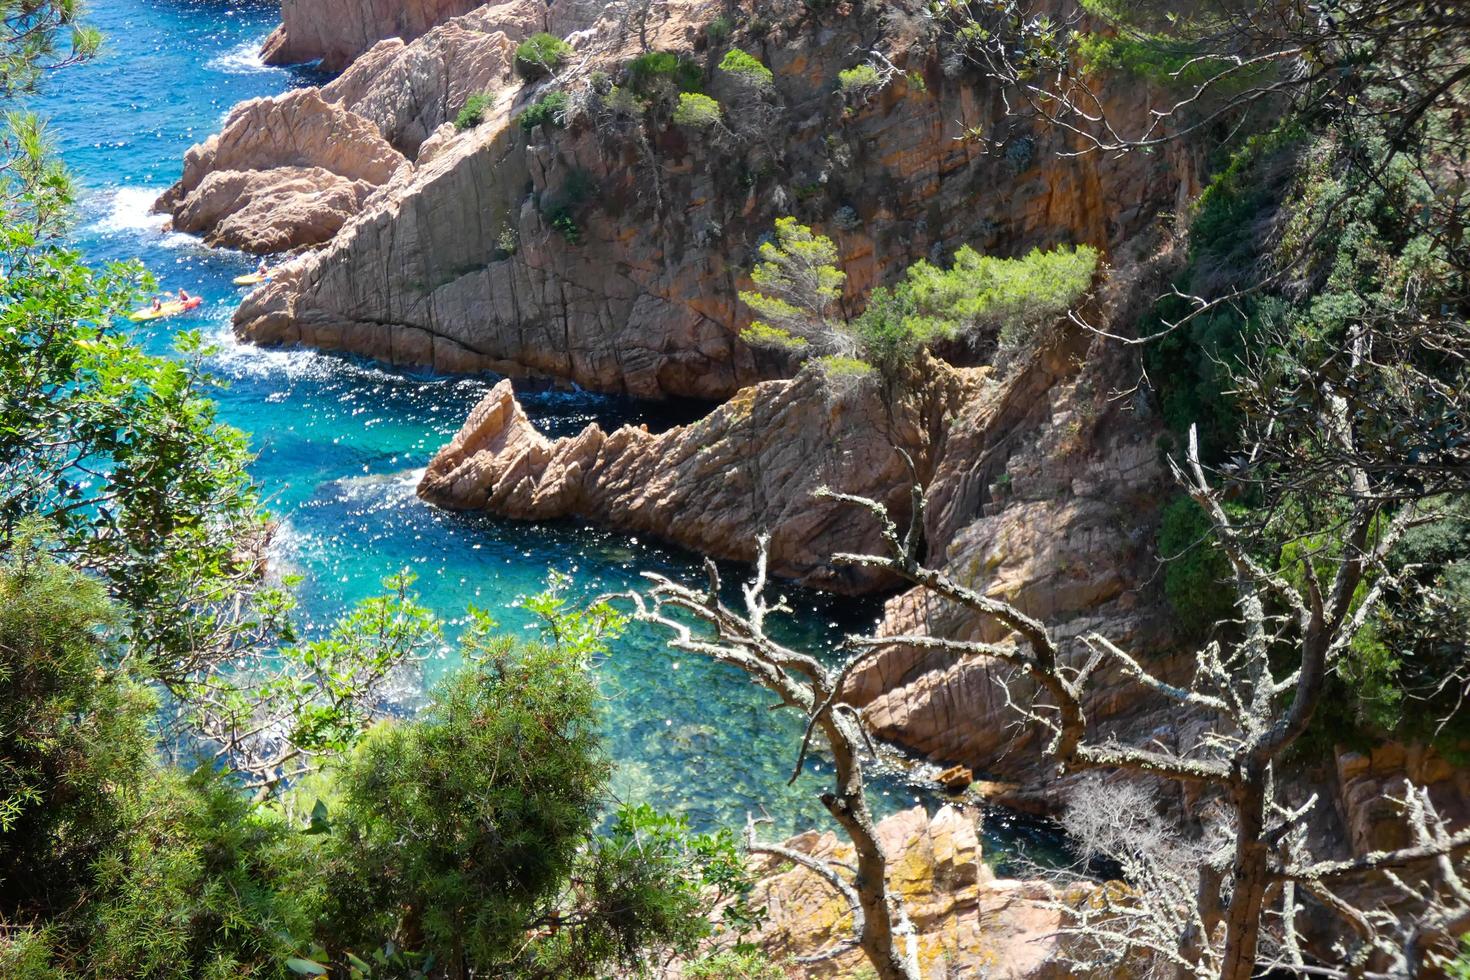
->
155 89 408 253
732 805 1112 979
210 0 1199 398
261 0 487 72
418 357 979 593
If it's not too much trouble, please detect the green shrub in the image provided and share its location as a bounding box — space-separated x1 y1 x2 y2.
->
519 89 568 132
837 62 882 95
862 243 1099 365
816 354 874 378
0 543 155 916
705 15 733 44
86 769 311 980
672 91 722 128
514 32 572 79
718 47 774 90
454 90 494 130
321 640 609 965
547 204 582 244
685 948 789 980
627 50 703 94
1156 494 1236 636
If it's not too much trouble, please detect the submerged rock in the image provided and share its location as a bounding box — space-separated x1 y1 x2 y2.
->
417 357 978 594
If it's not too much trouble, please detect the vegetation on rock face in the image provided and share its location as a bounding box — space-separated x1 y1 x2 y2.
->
513 32 572 80
518 89 567 132
453 90 494 130
738 217 1097 380
672 91 722 129
718 47 774 91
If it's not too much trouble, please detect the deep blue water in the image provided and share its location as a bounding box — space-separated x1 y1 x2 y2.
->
20 0 1063 862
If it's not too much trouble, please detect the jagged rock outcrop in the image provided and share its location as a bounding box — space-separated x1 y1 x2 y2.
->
731 805 1119 979
208 0 1197 398
261 0 486 72
418 357 978 593
156 89 409 253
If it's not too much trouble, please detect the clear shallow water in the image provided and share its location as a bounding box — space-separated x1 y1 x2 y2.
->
21 0 1066 862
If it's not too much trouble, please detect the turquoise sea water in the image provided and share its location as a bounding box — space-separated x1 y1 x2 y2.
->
23 0 1063 861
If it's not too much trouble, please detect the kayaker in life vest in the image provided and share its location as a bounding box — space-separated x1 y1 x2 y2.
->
256 258 270 278
150 297 163 313
177 289 193 304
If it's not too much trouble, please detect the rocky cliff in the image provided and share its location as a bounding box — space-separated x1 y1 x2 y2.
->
419 356 977 593
165 0 1193 398
261 0 488 72
731 805 1118 979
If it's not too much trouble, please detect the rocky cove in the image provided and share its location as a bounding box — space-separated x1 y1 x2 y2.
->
140 0 1470 974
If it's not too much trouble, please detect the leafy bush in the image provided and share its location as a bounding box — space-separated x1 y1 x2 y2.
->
816 354 874 378
1155 494 1235 637
740 218 1096 378
718 47 774 90
837 62 882 95
627 50 703 94
454 90 494 130
672 91 722 128
547 204 582 244
321 637 610 965
514 32 572 79
705 15 733 44
519 89 568 132
0 543 155 916
685 948 789 979
739 217 845 352
855 243 1099 368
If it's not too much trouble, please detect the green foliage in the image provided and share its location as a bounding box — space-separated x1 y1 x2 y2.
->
627 50 703 95
815 354 874 379
514 32 572 80
673 91 723 128
321 637 611 969
837 63 882 95
738 217 846 353
740 218 1096 379
718 48 774 91
0 541 154 915
1156 495 1236 637
1 116 268 674
519 89 568 132
86 768 313 980
1075 32 1257 90
453 91 494 130
546 204 581 244
895 243 1098 355
684 948 789 979
705 15 733 44
0 0 101 95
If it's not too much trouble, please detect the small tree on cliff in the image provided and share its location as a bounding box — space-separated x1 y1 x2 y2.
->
739 217 853 355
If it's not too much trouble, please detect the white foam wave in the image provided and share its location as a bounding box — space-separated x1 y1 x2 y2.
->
90 186 169 234
202 324 415 387
206 38 275 75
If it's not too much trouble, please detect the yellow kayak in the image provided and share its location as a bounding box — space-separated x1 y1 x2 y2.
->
233 272 269 286
129 297 202 322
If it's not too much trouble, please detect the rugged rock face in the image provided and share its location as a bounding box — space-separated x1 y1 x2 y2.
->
261 0 487 72
418 357 978 593
204 0 1198 398
846 319 1184 804
733 805 1118 979
156 89 409 253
